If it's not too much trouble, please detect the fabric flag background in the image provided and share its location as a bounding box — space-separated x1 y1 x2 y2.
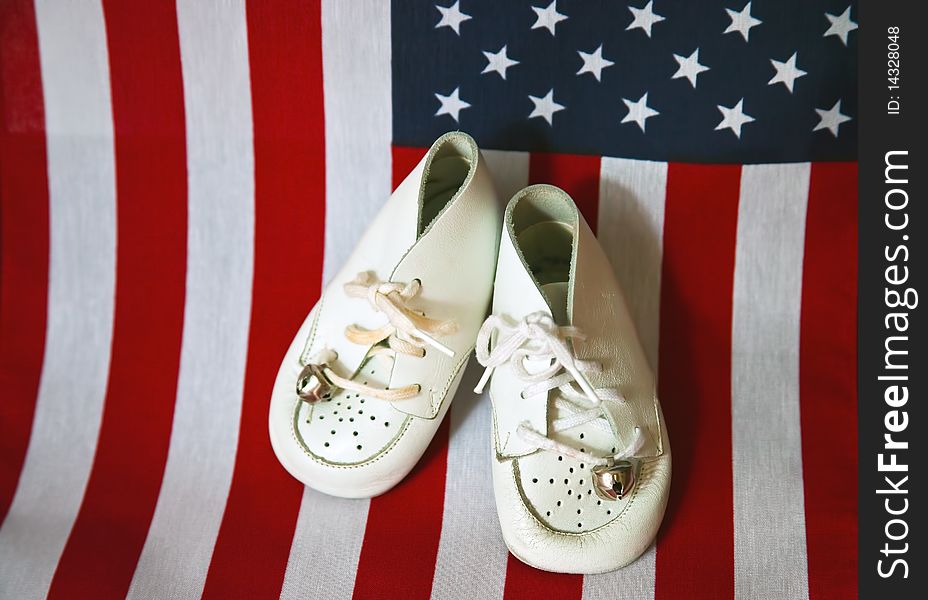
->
0 1 857 599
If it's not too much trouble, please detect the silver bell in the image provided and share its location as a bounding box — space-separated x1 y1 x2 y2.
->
296 363 336 403
592 459 637 501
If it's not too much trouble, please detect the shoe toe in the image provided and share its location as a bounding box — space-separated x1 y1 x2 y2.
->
493 437 671 574
269 312 459 498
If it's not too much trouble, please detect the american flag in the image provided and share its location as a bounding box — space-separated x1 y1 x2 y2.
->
0 1 857 599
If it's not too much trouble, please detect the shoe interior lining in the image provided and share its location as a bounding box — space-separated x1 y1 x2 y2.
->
508 187 578 324
509 189 576 236
517 220 574 324
419 144 473 235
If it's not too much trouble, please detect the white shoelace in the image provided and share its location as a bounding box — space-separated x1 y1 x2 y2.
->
310 271 457 401
474 311 644 465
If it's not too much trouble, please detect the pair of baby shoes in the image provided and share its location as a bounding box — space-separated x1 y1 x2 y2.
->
268 132 670 575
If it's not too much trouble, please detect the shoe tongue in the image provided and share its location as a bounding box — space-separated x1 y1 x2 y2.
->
540 281 570 326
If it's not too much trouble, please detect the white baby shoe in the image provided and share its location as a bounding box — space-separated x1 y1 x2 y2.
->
269 132 501 498
475 184 671 574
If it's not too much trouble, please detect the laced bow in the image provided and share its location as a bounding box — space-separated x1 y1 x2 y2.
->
304 272 457 402
342 271 457 358
473 311 644 465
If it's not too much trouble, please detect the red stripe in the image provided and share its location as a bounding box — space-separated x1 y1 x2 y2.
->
502 152 601 599
0 0 50 525
391 145 429 186
654 163 740 599
46 2 187 595
351 145 450 600
799 162 858 599
528 152 601 233
354 419 451 600
503 564 583 600
201 1 326 597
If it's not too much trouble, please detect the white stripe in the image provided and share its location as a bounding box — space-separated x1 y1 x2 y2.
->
429 150 528 600
430 365 510 600
481 148 532 207
0 1 115 597
597 157 667 373
583 545 657 600
280 2 392 596
319 0 393 283
583 158 667 600
596 158 667 371
126 2 255 598
279 491 370 600
731 163 810 599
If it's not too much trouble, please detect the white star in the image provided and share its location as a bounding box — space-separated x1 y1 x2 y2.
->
482 45 519 79
435 1 471 35
813 100 852 137
627 1 665 38
528 89 565 125
715 99 755 139
434 87 471 122
621 92 660 132
672 48 709 88
768 52 807 93
576 44 615 81
531 1 567 36
824 7 857 46
724 2 762 42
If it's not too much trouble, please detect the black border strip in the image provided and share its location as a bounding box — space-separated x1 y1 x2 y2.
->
859 2 925 597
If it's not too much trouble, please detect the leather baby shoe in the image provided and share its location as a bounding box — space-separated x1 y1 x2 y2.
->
269 132 501 498
474 184 671 573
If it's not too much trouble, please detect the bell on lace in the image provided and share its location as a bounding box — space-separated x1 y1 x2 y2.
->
295 363 336 403
592 458 637 501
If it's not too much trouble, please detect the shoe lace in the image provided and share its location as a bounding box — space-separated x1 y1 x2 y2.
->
473 311 644 465
308 271 457 401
